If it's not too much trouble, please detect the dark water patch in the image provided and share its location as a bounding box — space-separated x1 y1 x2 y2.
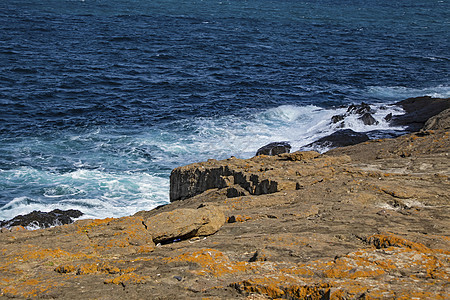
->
108 36 136 42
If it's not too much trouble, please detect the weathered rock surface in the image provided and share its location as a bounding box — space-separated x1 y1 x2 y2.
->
0 209 83 229
1 99 449 299
423 108 450 130
144 205 226 244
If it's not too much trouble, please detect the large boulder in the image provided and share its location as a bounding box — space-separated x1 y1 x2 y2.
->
0 209 83 229
305 129 369 149
145 205 226 244
256 142 291 156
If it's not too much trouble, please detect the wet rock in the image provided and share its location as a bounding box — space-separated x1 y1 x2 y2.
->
0 209 83 229
305 129 369 149
256 142 291 156
332 102 379 127
145 205 226 244
359 113 379 125
384 113 393 122
347 102 372 115
331 114 345 124
391 96 450 131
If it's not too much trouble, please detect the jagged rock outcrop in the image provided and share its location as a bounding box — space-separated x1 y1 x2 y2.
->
169 152 348 202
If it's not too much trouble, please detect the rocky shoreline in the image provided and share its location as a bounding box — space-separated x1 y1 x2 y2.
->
1 97 449 299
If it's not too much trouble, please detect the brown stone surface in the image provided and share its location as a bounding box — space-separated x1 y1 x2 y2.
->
144 205 226 244
1 131 449 298
424 108 450 130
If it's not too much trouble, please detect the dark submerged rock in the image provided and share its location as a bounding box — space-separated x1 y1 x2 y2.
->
0 209 83 229
256 142 291 156
305 129 370 149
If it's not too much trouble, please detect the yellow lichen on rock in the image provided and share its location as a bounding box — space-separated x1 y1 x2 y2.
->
166 249 256 277
104 272 149 285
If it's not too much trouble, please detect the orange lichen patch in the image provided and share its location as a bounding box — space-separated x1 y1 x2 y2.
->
0 246 93 274
9 225 27 232
1 277 64 298
368 233 432 253
75 218 114 233
229 239 450 299
166 249 256 277
322 256 385 279
232 279 285 299
104 272 148 285
76 263 102 275
232 279 330 300
55 262 131 275
20 247 88 261
285 283 331 299
279 265 314 277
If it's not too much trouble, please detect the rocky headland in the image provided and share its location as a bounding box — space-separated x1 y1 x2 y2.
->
1 97 449 299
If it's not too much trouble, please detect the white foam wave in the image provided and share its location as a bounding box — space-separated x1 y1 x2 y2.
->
0 167 169 221
144 103 405 163
367 85 450 100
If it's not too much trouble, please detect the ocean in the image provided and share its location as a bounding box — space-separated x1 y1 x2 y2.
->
0 0 448 221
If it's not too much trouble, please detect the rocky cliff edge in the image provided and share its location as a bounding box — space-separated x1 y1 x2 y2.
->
1 110 449 299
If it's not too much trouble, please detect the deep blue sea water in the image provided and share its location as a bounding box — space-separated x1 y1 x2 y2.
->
0 0 449 222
